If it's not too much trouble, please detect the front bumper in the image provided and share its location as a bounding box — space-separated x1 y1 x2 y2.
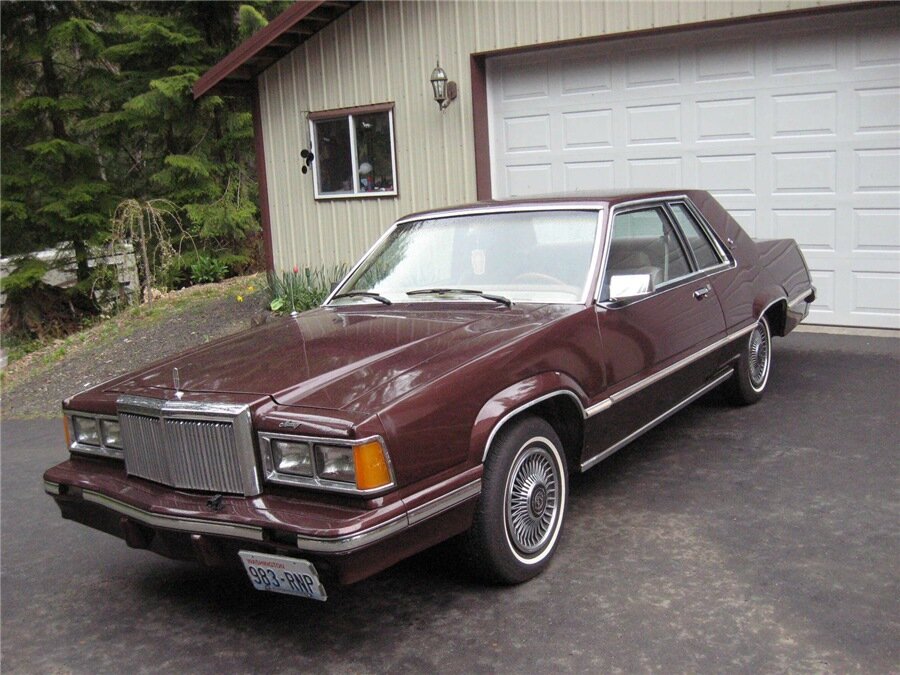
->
44 458 481 585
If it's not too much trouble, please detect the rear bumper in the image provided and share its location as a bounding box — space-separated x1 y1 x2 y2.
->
43 459 481 585
785 286 815 333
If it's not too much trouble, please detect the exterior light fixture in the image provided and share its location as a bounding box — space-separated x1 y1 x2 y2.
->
430 61 457 111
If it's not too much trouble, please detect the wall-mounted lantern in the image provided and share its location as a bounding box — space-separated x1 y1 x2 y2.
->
430 61 457 111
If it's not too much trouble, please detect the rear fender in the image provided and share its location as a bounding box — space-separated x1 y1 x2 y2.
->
753 289 788 336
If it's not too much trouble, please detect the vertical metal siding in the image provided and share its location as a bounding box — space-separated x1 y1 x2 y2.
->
258 0 838 272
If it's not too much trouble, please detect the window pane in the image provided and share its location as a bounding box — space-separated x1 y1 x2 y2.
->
315 119 353 194
354 112 394 193
669 203 721 269
603 208 691 299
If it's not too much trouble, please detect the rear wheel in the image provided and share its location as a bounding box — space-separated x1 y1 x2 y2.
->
464 417 568 584
729 315 772 405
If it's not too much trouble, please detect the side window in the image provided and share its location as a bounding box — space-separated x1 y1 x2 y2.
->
602 207 691 299
668 203 722 270
309 104 397 199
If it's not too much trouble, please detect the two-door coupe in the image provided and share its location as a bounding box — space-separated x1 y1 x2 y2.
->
44 190 815 600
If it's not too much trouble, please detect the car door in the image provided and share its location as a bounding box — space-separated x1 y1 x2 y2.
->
582 203 728 464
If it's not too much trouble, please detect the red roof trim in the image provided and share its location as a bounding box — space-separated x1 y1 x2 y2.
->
193 1 326 99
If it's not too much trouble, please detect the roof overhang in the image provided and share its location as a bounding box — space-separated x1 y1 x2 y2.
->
193 1 357 99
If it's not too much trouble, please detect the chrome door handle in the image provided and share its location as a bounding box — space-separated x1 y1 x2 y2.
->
694 285 711 300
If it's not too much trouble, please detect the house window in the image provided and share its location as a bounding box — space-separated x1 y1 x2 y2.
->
308 103 397 199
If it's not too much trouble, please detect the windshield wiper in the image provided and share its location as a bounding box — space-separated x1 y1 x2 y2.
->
332 291 392 305
406 288 512 308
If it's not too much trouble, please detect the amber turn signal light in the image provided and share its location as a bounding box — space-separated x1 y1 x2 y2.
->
63 416 72 449
353 441 393 490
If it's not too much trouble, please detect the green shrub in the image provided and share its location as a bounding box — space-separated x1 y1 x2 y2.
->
190 255 229 285
266 264 348 314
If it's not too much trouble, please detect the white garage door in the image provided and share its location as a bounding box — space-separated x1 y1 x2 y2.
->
487 7 900 328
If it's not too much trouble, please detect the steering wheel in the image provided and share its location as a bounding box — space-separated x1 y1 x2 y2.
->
513 272 566 285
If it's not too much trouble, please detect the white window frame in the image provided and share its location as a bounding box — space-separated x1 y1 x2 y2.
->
308 104 398 200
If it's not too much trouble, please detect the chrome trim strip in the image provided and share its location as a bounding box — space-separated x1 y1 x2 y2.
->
296 514 409 553
584 324 755 418
44 480 61 496
581 369 735 472
407 479 482 526
257 432 397 496
296 478 483 552
81 490 266 541
394 203 608 225
788 288 814 308
481 390 586 462
584 399 612 417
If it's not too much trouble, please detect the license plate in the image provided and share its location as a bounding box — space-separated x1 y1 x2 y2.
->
238 551 327 601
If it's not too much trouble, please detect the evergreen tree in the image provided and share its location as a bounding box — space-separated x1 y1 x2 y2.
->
2 1 287 281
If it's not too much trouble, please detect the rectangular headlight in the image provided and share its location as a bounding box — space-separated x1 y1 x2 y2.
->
72 416 100 446
314 444 356 484
272 440 313 477
101 420 122 449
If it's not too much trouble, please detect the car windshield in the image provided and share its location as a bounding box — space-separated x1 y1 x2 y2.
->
331 210 600 305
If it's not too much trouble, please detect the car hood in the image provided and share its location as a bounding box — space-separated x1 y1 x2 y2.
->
107 304 579 413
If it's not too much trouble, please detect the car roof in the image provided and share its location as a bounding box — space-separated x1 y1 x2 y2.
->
400 189 704 221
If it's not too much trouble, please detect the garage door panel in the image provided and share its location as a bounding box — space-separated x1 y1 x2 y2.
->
498 60 550 101
505 164 553 197
561 57 611 94
487 6 900 327
697 155 756 196
696 98 756 142
772 32 837 75
854 148 900 192
562 110 613 149
854 26 900 67
626 103 681 145
855 87 900 133
695 42 756 82
853 209 900 252
502 115 551 153
772 151 837 195
852 273 900 321
626 157 682 188
772 92 838 137
564 161 614 193
773 210 837 253
625 49 681 89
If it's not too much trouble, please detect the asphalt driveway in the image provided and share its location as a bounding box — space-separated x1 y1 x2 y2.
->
1 330 898 673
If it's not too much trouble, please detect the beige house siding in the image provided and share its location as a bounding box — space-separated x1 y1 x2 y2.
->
257 0 844 271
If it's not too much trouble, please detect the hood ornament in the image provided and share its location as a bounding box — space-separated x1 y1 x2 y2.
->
173 367 184 400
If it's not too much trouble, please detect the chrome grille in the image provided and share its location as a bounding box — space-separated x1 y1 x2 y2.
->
121 413 170 484
117 396 261 496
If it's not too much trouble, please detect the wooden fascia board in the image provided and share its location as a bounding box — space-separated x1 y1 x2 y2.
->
193 0 326 100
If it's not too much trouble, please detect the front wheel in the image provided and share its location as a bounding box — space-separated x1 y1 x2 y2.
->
463 417 568 584
728 315 772 405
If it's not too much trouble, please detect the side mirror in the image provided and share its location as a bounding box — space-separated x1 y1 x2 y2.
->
609 273 654 301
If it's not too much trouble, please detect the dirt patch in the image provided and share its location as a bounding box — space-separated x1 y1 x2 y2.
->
1 275 268 419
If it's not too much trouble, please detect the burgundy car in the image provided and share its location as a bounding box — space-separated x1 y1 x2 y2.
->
44 190 814 601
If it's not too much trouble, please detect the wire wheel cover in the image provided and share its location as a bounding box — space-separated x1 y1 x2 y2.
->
748 321 770 388
506 445 560 555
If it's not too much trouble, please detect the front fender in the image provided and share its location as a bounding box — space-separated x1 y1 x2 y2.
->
468 372 588 465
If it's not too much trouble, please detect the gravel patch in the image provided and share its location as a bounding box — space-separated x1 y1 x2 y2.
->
1 277 268 419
